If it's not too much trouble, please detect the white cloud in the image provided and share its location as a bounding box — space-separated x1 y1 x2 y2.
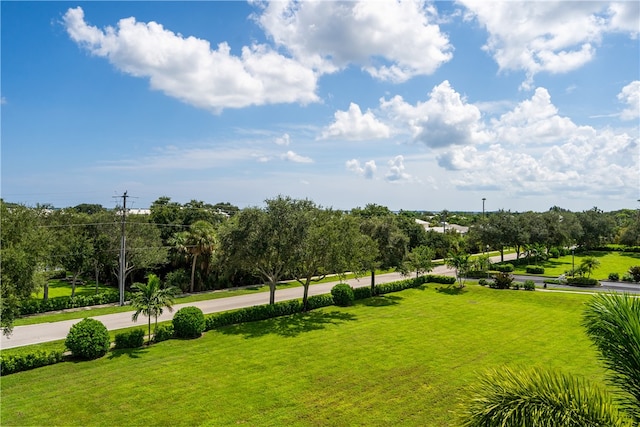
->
380 80 488 147
385 155 418 183
255 0 452 82
321 103 390 140
275 133 291 146
281 150 313 163
459 1 640 89
63 7 319 112
491 87 593 146
618 81 640 121
0 96 7 105
346 159 377 179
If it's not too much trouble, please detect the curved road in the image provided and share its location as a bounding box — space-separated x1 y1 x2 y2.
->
2 253 521 350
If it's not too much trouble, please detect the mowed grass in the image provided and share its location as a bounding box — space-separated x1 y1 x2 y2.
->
2 286 606 426
514 251 640 279
31 279 112 299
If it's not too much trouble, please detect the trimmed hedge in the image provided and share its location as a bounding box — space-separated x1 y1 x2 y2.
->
1 350 64 376
205 300 303 331
65 318 110 360
493 263 514 273
20 291 130 316
465 270 490 279
523 280 536 291
153 324 174 342
525 265 545 274
173 306 205 339
114 329 145 349
566 277 600 287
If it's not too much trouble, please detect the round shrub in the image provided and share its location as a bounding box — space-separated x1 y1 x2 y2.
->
172 306 205 339
525 265 545 274
523 280 536 291
65 318 110 360
608 272 619 281
331 283 354 307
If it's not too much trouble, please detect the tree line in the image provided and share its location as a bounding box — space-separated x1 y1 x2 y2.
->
2 196 639 334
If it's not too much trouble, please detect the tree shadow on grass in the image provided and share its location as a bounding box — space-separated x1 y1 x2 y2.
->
218 310 357 339
107 347 149 360
355 294 403 307
435 286 467 295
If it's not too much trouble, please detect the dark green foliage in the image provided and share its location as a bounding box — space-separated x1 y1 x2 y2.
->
566 277 600 287
628 266 640 283
19 291 125 316
525 265 545 274
583 293 640 423
114 329 145 349
478 279 488 286
1 350 64 376
164 269 190 293
493 263 514 273
424 274 456 285
523 280 536 291
306 294 334 310
153 324 174 342
375 278 423 295
609 272 620 281
512 282 521 290
205 300 303 330
331 283 354 306
490 272 513 289
65 318 110 360
548 247 560 258
353 286 373 300
172 306 205 339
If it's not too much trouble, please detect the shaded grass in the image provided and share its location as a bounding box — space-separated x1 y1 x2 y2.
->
1 286 606 426
31 279 112 299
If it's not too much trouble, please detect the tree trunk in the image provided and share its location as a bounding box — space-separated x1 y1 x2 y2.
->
43 282 49 301
190 255 197 293
95 264 100 295
148 316 152 346
71 272 79 298
500 247 504 263
370 270 376 294
269 281 276 305
302 279 310 311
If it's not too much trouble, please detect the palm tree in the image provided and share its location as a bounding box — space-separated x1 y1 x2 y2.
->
445 251 470 288
170 220 217 293
580 256 601 278
461 293 640 426
131 274 178 344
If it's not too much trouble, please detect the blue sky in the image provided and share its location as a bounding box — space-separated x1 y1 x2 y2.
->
2 1 639 212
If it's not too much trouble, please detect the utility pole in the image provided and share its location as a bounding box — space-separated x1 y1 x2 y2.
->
482 197 486 218
115 191 128 306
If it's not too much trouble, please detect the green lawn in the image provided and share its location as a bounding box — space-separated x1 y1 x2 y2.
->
2 285 606 426
31 279 112 299
514 251 640 279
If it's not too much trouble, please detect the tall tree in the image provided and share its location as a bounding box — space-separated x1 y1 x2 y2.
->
401 245 434 279
170 220 217 293
131 274 178 343
445 250 470 288
220 196 312 305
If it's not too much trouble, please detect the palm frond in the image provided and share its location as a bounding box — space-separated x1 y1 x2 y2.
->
583 293 640 422
460 366 629 427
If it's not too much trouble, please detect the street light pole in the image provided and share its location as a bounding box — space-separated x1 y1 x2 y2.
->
482 198 486 218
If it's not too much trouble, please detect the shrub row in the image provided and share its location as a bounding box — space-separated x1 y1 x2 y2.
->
492 263 514 273
19 291 129 316
153 324 174 342
591 246 640 253
0 350 64 376
566 277 600 287
205 300 305 331
114 329 145 349
525 265 545 274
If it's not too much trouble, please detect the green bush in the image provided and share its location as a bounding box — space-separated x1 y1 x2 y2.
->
306 294 334 310
20 290 125 316
490 272 513 289
608 272 620 281
353 286 372 300
523 280 536 291
0 350 64 376
525 265 545 274
512 282 521 290
153 324 174 342
65 318 110 360
622 273 635 282
548 248 560 258
114 329 145 349
566 277 600 287
424 274 456 285
173 306 205 339
331 284 354 307
628 266 640 282
493 263 514 273
478 278 488 286
165 269 190 293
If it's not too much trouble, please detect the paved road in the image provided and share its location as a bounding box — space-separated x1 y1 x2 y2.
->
1 253 519 350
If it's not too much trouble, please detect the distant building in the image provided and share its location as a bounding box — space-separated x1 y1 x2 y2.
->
415 218 469 234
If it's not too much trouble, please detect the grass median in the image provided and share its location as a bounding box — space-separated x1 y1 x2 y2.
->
2 285 605 426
